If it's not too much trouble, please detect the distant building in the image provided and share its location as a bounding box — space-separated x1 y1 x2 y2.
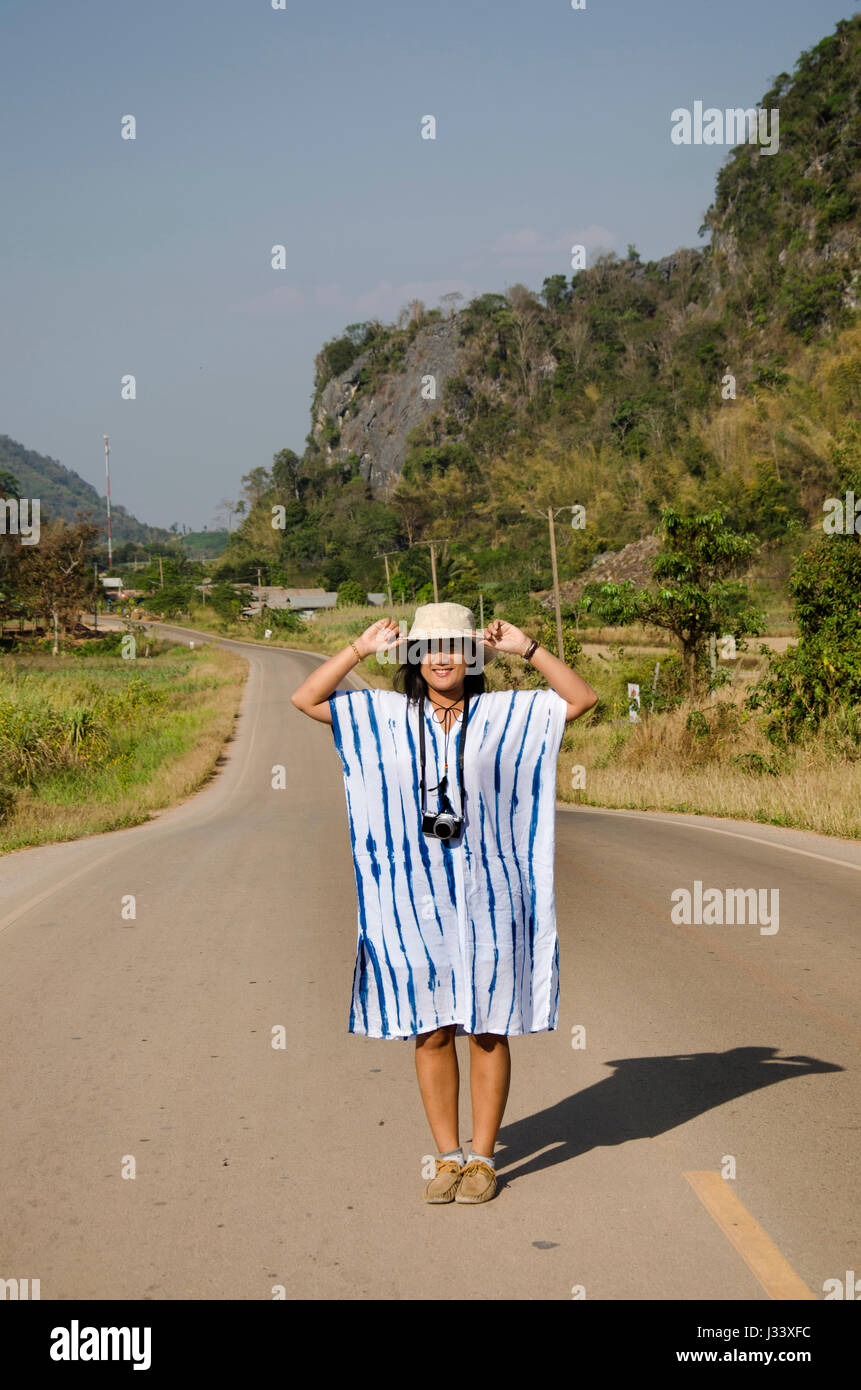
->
245 587 387 618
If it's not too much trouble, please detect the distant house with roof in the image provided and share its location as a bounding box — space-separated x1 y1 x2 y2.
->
241 587 386 618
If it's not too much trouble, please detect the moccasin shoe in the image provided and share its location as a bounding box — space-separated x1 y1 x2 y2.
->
423 1158 464 1203
454 1160 498 1203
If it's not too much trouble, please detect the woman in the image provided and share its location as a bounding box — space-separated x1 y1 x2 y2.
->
291 603 597 1204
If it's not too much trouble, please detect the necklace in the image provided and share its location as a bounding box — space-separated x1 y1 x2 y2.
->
426 693 463 791
428 694 463 728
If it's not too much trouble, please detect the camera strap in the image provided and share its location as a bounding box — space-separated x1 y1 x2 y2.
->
419 689 471 819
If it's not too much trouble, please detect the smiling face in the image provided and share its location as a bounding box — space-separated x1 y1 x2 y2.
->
419 638 468 701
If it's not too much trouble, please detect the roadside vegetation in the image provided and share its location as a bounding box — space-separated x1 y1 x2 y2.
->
0 634 246 852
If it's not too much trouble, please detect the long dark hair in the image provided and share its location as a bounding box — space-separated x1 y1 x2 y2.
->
393 662 486 705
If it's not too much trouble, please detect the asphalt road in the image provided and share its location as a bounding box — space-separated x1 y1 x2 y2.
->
0 621 857 1300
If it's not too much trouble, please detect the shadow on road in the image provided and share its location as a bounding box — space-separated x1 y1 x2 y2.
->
496 1046 842 1179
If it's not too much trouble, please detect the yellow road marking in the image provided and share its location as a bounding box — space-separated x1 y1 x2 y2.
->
683 1171 816 1300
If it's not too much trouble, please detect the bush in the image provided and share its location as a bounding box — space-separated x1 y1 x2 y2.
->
732 751 779 776
747 535 861 740
779 266 848 340
262 606 306 632
73 631 127 657
748 635 861 743
336 581 368 607
537 615 582 667
682 702 742 761
143 583 194 619
209 582 243 622
619 650 686 715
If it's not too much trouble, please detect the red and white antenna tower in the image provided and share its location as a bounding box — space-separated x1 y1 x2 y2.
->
103 435 113 569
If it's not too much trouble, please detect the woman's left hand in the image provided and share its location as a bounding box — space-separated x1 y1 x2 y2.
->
482 618 531 656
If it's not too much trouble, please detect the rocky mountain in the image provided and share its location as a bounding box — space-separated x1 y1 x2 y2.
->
217 17 859 604
312 318 461 492
306 16 859 499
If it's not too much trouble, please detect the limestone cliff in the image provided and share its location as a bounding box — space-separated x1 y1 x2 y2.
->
312 317 464 491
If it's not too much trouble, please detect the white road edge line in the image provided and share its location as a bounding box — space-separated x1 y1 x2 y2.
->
556 804 861 874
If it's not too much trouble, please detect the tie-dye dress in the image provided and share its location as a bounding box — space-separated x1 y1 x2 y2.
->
328 686 568 1040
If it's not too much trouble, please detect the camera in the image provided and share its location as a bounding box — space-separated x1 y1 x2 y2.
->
418 689 471 842
421 810 463 841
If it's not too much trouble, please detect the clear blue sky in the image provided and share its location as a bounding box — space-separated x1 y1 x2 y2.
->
0 0 854 530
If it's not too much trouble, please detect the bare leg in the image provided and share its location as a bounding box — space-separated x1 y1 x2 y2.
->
414 1024 459 1153
467 1032 510 1156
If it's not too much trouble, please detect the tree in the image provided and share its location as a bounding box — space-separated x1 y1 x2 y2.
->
240 467 271 508
145 582 194 619
0 467 24 629
747 535 861 739
502 285 544 399
391 477 432 546
135 553 199 594
542 274 571 311
582 506 764 692
558 314 590 374
18 517 100 651
442 554 481 615
214 498 242 533
272 448 303 501
209 581 243 623
336 580 368 606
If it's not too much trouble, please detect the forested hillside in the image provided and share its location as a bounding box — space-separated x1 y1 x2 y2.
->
0 435 174 548
216 16 860 613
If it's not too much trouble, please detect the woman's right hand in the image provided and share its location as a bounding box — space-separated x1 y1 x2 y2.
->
355 617 402 659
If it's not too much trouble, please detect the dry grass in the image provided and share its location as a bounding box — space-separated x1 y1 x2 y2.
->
558 694 861 840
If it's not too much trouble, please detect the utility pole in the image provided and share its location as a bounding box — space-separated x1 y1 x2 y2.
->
103 436 113 569
158 555 164 589
93 562 99 632
547 505 564 663
374 550 399 607
520 503 581 661
415 538 452 604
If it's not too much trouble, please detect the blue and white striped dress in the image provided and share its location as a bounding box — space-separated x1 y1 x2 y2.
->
328 686 568 1040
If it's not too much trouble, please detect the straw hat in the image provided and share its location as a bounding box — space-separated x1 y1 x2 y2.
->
407 602 495 664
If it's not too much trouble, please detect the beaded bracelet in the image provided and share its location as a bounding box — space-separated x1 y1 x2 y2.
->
349 640 362 662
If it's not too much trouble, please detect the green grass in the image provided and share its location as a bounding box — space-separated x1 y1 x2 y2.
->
0 640 247 851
